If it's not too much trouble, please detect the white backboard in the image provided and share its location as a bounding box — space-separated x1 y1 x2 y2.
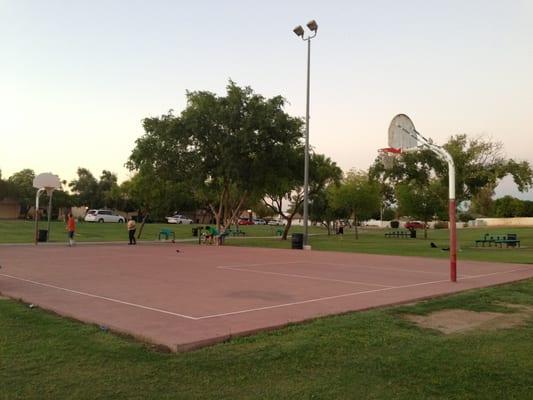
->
388 114 419 150
33 173 61 190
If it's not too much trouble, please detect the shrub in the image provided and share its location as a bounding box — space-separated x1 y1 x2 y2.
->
390 220 399 229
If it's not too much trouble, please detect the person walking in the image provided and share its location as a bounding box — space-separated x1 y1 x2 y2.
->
66 213 76 246
127 217 137 245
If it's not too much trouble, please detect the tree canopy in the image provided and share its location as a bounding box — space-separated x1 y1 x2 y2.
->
128 81 305 228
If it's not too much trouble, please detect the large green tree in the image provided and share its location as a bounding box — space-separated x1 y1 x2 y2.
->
330 170 380 239
396 180 447 239
262 153 342 239
370 134 533 217
8 169 35 216
128 81 304 229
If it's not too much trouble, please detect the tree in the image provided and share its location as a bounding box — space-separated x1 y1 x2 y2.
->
8 169 35 216
370 134 533 220
330 170 380 239
128 81 304 230
493 196 525 218
263 153 342 239
69 168 99 207
396 180 447 239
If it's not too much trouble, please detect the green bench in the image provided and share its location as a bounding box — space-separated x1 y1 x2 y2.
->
158 228 175 241
226 229 246 237
385 230 413 238
475 233 520 248
495 233 520 248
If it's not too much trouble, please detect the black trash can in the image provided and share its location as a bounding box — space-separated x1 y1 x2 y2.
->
192 227 198 237
291 233 304 249
38 229 48 242
409 229 417 238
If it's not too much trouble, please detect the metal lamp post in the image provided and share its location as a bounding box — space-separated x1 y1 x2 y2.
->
293 19 318 248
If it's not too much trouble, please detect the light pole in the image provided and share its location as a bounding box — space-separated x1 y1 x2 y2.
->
293 19 318 248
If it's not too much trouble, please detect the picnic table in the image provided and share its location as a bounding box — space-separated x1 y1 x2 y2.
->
385 230 416 239
475 233 520 248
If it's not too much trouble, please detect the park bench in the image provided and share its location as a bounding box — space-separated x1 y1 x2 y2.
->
226 228 246 237
494 233 520 248
384 230 413 238
158 228 175 241
475 233 492 247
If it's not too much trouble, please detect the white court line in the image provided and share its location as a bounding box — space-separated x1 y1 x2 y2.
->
0 273 198 320
217 266 393 288
195 266 533 320
216 261 304 269
2 266 531 321
307 261 474 278
195 278 451 319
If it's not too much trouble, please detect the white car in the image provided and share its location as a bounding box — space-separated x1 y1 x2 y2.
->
84 209 125 223
253 218 266 225
267 219 285 226
166 214 193 224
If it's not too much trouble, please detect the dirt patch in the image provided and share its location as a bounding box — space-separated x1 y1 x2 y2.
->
405 304 533 334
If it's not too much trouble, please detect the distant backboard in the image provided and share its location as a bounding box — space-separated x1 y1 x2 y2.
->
33 173 61 190
388 114 419 151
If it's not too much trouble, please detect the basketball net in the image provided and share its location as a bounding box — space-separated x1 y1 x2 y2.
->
378 147 401 170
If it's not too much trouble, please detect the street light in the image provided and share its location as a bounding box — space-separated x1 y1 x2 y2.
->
293 19 318 248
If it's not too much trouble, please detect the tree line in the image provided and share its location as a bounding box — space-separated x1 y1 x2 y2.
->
1 81 532 239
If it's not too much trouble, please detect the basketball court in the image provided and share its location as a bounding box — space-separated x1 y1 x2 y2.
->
1 243 533 351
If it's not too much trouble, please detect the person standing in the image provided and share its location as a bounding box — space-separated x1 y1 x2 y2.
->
66 213 76 246
127 217 137 245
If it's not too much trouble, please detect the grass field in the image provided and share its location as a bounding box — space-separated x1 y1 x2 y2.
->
1 220 532 264
2 220 533 399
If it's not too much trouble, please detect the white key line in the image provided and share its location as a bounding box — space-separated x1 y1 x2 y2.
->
217 266 393 288
0 273 198 320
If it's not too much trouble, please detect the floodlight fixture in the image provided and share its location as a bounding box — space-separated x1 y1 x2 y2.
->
293 25 304 37
306 20 318 32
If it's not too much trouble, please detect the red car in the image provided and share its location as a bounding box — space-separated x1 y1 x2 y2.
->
404 221 426 230
238 219 255 225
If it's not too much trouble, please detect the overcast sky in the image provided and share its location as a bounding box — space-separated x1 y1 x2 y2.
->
1 0 532 199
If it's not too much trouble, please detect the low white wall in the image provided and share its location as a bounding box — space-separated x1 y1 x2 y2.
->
474 217 533 227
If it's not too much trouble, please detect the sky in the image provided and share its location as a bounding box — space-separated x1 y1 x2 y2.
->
1 0 532 199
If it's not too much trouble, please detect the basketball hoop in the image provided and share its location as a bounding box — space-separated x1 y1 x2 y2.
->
378 147 401 170
380 113 458 283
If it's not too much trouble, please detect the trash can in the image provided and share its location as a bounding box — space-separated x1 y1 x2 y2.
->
409 229 417 239
291 233 304 249
192 227 198 237
38 229 48 242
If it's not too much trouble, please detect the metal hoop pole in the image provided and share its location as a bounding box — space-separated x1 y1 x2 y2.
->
399 127 457 282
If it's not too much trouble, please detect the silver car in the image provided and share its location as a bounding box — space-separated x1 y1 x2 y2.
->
165 214 193 224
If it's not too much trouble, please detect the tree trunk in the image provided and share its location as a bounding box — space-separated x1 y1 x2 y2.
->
354 215 359 240
281 219 293 240
136 209 149 239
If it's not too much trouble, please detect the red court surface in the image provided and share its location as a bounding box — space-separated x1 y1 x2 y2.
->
1 243 533 351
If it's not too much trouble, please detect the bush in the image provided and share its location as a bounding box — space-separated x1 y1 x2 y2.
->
390 220 399 229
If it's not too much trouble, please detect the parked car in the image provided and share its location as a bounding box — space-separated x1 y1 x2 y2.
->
253 218 266 225
267 219 285 226
84 209 125 223
238 218 255 225
404 221 427 230
166 214 193 224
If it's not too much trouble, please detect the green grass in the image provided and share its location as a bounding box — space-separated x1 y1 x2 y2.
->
230 226 533 264
2 220 532 264
2 279 533 399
